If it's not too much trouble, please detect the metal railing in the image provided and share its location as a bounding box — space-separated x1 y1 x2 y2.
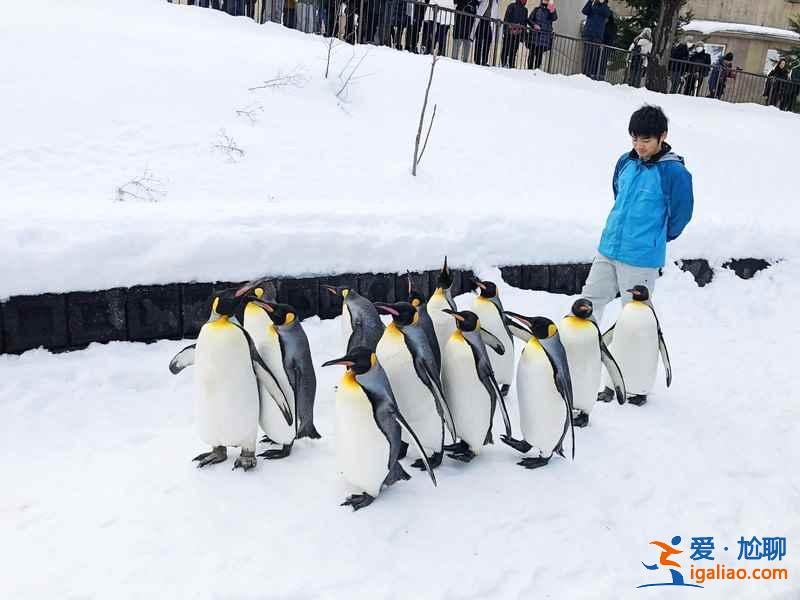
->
168 0 799 113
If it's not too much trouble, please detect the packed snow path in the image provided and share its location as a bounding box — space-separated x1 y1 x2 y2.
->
3 266 798 599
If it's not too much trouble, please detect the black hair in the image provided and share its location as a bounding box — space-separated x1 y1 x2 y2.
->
628 105 668 138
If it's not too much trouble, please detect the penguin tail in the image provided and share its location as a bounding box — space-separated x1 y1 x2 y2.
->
297 423 322 440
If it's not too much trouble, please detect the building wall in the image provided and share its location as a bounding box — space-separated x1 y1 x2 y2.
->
609 0 800 29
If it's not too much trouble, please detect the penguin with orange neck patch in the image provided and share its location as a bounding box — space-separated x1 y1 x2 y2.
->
323 347 436 511
470 278 515 398
323 285 384 353
168 285 292 471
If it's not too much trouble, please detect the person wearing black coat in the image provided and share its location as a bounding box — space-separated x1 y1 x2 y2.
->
501 0 529 68
764 59 790 108
597 9 615 81
669 37 691 93
525 0 558 70
453 0 478 62
783 64 800 112
581 0 611 78
683 42 711 96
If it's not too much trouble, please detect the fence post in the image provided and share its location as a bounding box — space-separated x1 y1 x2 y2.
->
491 19 500 67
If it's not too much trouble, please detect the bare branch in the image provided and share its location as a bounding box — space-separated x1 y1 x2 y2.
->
412 51 439 176
212 129 245 162
336 50 370 100
116 169 166 203
248 67 308 91
417 104 437 165
235 102 264 124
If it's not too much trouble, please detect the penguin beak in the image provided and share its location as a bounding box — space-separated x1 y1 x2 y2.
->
625 288 635 294
249 299 275 313
323 285 340 296
442 308 465 322
374 302 400 317
322 356 355 368
505 310 532 328
471 277 487 291
234 278 265 298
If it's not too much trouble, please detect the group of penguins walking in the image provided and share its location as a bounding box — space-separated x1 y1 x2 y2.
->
169 258 672 511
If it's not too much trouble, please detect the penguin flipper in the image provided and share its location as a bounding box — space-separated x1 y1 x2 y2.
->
657 328 672 388
477 370 512 439
505 316 532 343
168 344 196 374
593 324 627 404
413 354 458 443
236 324 293 427
479 327 506 355
393 411 437 488
540 336 575 460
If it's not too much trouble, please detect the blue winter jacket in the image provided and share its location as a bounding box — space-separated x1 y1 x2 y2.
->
598 144 694 268
581 0 611 42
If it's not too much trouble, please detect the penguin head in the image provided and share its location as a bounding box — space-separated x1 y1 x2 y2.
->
323 285 353 299
506 312 557 339
210 287 249 321
375 302 417 327
443 309 479 332
322 346 376 375
408 291 425 308
570 298 594 320
471 277 498 299
627 285 650 302
436 256 454 290
250 300 297 326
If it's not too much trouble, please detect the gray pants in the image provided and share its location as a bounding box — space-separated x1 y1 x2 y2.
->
452 38 472 62
580 254 659 326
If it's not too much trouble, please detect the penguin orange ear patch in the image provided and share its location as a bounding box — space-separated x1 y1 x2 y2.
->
548 324 558 337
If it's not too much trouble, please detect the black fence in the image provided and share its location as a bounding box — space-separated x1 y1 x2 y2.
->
169 0 799 113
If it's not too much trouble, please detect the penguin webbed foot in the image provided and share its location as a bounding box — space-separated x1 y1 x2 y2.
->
397 440 409 460
597 387 615 403
260 435 274 444
483 430 493 445
411 451 443 471
258 443 293 460
572 411 590 428
193 446 227 468
297 424 322 440
443 440 466 452
628 394 647 406
232 450 257 471
446 442 475 463
500 435 532 454
341 493 375 511
517 456 550 470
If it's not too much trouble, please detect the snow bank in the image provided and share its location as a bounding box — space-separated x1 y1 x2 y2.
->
2 264 798 599
686 19 800 42
1 1 798 299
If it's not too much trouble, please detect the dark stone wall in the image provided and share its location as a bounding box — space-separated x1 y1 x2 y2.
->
0 259 772 354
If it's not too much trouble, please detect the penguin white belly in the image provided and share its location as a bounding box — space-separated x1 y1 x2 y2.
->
195 321 259 449
559 319 601 414
517 344 566 458
335 379 390 497
377 331 441 455
442 334 491 454
472 298 515 388
341 304 353 351
428 294 456 355
611 304 658 395
257 327 296 446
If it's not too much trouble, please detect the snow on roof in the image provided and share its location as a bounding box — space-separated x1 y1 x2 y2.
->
685 19 800 42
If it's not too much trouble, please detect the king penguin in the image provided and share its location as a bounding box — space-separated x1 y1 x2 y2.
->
408 291 441 373
324 285 384 353
322 347 437 511
427 257 458 357
168 286 293 471
557 299 626 427
501 315 575 469
440 309 511 462
600 285 671 407
470 278 515 397
374 301 457 470
244 299 320 459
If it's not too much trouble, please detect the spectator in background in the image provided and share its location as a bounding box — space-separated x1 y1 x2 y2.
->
388 0 410 50
597 9 616 81
707 52 734 99
501 0 529 68
526 0 557 71
764 58 789 108
472 0 500 66
669 36 692 93
421 0 455 55
264 0 285 23
453 0 478 62
285 0 297 28
406 0 428 52
581 0 611 79
684 41 711 96
627 27 652 88
784 62 800 112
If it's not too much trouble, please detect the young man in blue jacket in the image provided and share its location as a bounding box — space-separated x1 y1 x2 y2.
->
582 104 693 357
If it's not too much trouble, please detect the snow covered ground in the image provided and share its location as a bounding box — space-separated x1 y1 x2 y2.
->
2 265 798 599
2 0 799 299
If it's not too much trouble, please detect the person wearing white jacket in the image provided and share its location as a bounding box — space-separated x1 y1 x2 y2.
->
627 27 652 88
471 0 500 65
421 0 456 55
